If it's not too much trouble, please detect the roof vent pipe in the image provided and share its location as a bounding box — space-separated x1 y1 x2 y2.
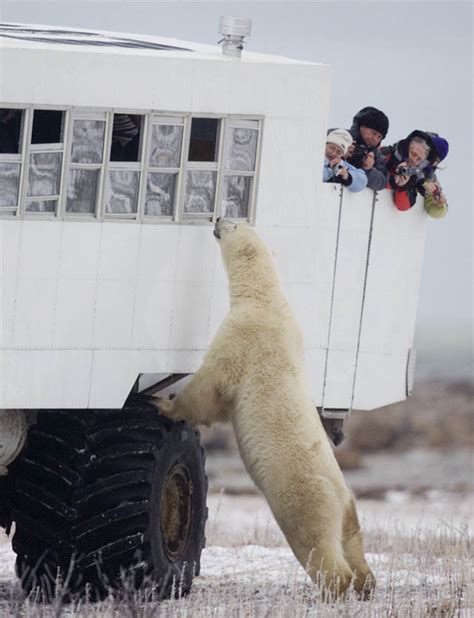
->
218 16 251 58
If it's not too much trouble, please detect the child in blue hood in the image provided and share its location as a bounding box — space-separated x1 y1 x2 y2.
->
323 129 367 192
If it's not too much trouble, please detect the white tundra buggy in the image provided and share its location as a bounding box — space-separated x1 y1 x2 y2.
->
0 19 426 598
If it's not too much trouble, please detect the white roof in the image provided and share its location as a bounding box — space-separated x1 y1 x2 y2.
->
0 21 321 66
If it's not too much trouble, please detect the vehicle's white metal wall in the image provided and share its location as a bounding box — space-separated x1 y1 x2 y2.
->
0 43 332 408
0 44 328 120
313 184 426 411
0 185 426 410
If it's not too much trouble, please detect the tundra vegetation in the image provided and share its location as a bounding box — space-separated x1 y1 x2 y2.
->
0 380 471 615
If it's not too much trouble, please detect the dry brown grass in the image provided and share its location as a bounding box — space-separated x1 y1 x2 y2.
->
343 379 474 453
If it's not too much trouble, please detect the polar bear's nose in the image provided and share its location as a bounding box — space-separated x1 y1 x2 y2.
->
216 217 221 223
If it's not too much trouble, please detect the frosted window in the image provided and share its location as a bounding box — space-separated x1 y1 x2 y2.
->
66 169 100 214
149 125 183 168
0 163 21 207
71 120 105 164
26 199 56 213
224 128 258 171
145 173 176 216
106 170 140 214
27 152 62 197
184 171 216 214
222 176 251 218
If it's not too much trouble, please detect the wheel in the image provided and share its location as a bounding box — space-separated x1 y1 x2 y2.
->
0 475 13 534
9 406 208 600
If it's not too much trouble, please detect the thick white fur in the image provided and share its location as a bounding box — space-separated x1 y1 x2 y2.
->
154 219 375 598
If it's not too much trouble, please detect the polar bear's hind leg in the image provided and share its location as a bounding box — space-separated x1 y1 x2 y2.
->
342 499 376 597
271 476 355 598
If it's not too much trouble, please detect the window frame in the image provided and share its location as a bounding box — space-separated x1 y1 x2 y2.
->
179 113 225 223
0 106 27 216
63 109 108 219
142 113 186 222
20 105 69 218
220 118 262 223
103 109 148 220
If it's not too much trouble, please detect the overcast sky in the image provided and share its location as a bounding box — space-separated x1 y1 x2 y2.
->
1 1 472 335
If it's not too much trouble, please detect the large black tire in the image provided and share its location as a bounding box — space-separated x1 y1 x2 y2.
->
9 407 208 601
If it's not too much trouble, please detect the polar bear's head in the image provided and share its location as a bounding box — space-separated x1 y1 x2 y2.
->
213 218 283 305
213 218 266 262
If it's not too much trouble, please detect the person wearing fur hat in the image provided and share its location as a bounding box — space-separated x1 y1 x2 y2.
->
382 129 448 218
323 129 368 192
344 106 390 191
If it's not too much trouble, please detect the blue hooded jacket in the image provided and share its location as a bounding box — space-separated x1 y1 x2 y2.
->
323 157 368 192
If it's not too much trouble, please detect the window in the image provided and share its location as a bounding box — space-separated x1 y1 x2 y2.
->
0 108 24 213
220 121 259 219
0 106 262 223
66 111 106 215
105 113 144 216
184 118 221 217
26 109 65 214
110 114 142 162
31 110 63 144
145 116 184 218
188 118 219 162
0 108 22 153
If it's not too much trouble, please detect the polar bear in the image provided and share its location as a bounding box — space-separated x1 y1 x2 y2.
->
152 218 375 598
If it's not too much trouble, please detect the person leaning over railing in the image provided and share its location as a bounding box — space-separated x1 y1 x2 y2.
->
323 129 368 192
344 106 390 191
381 130 448 218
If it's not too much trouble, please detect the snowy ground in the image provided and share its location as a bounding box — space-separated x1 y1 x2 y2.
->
0 490 472 616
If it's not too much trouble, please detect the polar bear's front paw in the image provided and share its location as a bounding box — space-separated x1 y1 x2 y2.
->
137 394 178 418
156 397 174 415
155 397 187 423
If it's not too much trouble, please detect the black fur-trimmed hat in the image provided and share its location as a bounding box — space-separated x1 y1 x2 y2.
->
353 107 389 138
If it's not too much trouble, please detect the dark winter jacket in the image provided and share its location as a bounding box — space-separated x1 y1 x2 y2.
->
382 130 438 211
345 121 389 192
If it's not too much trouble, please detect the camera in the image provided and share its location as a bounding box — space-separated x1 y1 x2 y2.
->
349 142 369 167
397 165 418 177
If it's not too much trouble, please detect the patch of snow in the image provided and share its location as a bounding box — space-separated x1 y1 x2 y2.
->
200 545 307 585
0 542 15 583
385 489 411 504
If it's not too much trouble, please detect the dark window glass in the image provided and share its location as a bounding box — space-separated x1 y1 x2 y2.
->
0 108 23 153
188 118 219 162
110 114 143 162
31 110 63 144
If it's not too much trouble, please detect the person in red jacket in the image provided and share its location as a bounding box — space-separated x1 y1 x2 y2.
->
382 130 438 212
